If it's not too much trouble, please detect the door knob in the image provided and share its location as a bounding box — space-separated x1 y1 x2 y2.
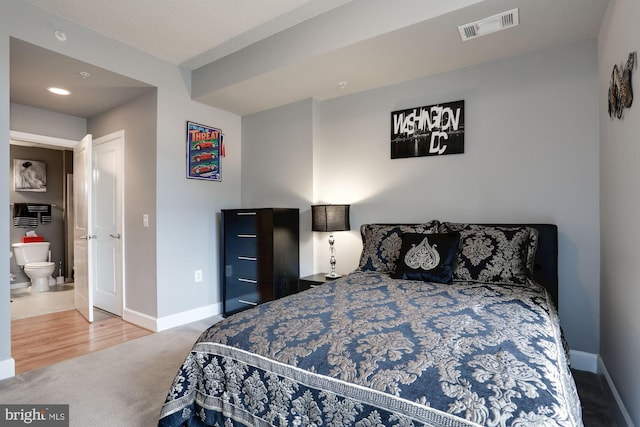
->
109 233 121 239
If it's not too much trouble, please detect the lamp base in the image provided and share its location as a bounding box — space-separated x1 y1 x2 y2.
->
325 272 341 279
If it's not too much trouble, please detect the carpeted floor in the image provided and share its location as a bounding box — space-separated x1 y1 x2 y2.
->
0 318 628 426
0 316 220 427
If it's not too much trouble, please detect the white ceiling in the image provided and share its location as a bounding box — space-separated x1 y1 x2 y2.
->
11 0 609 117
21 0 354 68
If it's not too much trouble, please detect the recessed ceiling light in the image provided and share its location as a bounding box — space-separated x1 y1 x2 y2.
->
48 87 71 96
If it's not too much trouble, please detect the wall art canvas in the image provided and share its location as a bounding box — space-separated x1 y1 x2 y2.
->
186 121 222 181
391 100 464 159
13 159 47 192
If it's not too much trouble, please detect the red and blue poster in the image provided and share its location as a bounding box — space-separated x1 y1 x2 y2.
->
186 121 223 181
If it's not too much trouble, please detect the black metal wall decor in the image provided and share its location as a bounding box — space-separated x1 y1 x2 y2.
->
608 51 636 119
391 100 464 159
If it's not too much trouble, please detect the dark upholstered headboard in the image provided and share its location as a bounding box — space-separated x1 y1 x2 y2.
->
488 224 559 308
361 222 559 308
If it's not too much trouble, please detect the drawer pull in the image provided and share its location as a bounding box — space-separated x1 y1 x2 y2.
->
238 299 258 306
237 234 257 238
238 256 257 261
237 212 257 216
238 278 258 284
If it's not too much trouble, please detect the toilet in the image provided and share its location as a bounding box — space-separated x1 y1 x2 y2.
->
12 242 55 292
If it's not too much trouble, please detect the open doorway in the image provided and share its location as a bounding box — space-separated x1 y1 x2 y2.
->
9 133 75 321
9 131 126 320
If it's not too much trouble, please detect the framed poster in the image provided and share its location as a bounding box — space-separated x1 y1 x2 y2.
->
186 121 222 181
13 159 47 192
391 100 464 159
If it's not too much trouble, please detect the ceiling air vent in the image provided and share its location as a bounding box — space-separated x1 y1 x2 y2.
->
458 8 519 42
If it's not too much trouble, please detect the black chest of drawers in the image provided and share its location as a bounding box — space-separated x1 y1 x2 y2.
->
221 208 299 317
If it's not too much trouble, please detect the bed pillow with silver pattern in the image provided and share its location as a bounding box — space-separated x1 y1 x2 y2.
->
392 232 460 283
439 223 538 285
358 222 439 273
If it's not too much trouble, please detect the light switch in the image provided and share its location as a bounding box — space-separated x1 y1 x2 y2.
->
143 214 149 227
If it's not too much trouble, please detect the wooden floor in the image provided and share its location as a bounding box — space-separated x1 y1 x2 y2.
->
11 309 153 375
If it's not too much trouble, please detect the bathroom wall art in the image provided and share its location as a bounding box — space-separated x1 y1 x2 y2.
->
13 159 47 192
186 121 223 182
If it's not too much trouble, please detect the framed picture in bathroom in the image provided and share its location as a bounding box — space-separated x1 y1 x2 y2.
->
13 159 47 192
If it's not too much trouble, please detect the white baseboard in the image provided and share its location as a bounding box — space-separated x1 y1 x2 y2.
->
123 303 222 332
0 357 15 380
122 308 158 331
156 303 222 332
599 357 636 427
569 350 599 373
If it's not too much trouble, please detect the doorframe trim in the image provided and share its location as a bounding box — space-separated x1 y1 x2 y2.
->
10 131 77 148
0 358 15 381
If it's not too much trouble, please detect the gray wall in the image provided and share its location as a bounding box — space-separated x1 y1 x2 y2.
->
10 103 87 140
243 40 601 356
241 98 316 276
598 0 640 423
88 90 158 317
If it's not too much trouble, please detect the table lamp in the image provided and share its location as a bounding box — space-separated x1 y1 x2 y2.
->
311 204 350 278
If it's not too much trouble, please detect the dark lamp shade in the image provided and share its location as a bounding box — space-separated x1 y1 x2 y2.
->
311 204 350 232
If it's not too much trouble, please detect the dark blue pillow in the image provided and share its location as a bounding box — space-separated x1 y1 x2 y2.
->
392 233 460 283
357 222 440 273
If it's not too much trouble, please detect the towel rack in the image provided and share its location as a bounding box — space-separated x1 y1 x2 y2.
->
9 203 63 210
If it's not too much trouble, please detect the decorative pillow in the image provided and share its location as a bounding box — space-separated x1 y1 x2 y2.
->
358 222 440 273
439 223 538 285
392 232 460 283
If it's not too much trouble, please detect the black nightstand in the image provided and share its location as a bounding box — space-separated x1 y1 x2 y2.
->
298 273 338 291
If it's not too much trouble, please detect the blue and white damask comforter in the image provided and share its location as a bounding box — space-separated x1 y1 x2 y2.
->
158 271 582 426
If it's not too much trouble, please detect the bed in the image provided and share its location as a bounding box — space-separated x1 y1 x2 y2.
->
158 222 583 426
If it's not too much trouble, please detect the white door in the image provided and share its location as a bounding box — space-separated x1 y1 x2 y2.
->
92 132 124 316
74 134 94 322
